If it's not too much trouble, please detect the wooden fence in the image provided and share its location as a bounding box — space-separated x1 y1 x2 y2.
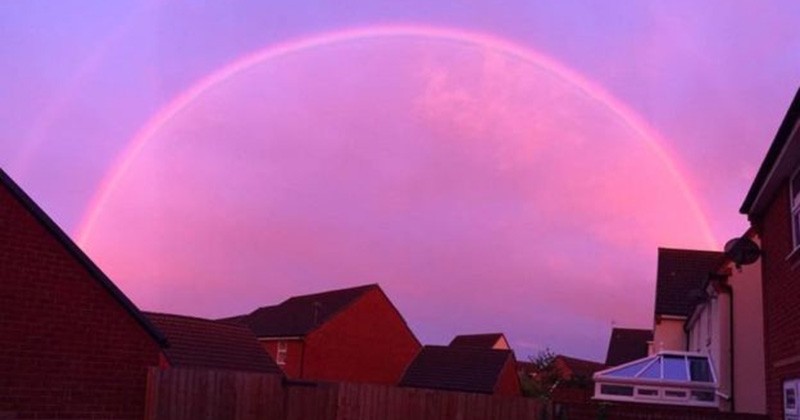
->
144 367 546 420
553 401 770 420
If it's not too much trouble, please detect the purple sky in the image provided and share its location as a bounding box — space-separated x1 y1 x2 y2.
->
2 1 799 361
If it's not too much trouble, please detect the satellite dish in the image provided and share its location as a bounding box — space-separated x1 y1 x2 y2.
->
724 236 761 267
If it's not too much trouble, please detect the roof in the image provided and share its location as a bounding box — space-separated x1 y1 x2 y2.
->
449 333 506 349
146 312 282 374
399 345 514 394
605 328 653 366
555 355 606 380
0 168 167 347
741 87 800 215
221 284 378 337
655 248 724 317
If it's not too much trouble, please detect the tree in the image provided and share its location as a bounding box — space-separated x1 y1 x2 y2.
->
520 348 560 400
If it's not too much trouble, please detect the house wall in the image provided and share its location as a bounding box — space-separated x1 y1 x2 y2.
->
0 184 162 419
259 338 304 377
754 180 800 420
687 290 732 411
494 356 522 396
301 288 421 384
727 249 767 415
652 317 686 353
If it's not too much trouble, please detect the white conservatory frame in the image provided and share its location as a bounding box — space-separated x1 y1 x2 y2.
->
593 351 718 408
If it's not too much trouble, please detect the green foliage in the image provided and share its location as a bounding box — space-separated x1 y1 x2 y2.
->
521 348 560 401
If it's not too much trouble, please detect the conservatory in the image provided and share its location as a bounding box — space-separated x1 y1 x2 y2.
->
593 351 718 407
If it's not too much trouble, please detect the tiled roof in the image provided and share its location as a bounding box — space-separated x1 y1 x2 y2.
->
555 355 606 379
0 168 167 347
655 248 724 317
605 328 653 366
220 284 377 338
449 333 506 348
399 345 514 394
146 312 282 374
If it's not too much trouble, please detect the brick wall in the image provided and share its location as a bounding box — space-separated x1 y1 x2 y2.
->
494 355 522 396
259 338 304 377
755 180 800 419
0 182 162 418
301 288 421 384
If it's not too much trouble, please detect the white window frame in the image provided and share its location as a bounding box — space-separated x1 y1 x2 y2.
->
276 341 287 365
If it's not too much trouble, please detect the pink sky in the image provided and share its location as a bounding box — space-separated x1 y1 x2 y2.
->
1 2 798 361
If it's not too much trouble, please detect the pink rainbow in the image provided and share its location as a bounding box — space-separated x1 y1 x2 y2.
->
74 24 718 248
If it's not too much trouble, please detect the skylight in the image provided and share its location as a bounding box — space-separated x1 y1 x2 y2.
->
593 351 717 407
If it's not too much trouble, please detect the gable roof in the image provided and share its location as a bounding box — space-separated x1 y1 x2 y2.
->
399 345 514 394
221 284 378 337
605 328 653 366
555 355 606 380
146 312 282 374
449 333 507 349
0 168 167 347
741 87 800 216
655 248 724 317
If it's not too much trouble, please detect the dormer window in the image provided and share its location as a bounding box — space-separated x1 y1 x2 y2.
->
791 169 800 250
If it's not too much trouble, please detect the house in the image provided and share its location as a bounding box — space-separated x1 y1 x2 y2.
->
552 355 604 404
0 168 166 419
450 333 510 349
740 87 800 419
145 312 283 374
605 327 653 366
221 284 420 384
684 228 766 414
399 345 521 396
652 248 723 353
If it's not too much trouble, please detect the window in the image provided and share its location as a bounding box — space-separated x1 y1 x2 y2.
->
276 341 287 365
636 388 659 398
785 380 799 415
791 170 800 249
600 384 634 396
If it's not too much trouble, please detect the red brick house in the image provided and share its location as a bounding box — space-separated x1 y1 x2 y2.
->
222 284 420 384
0 168 166 419
146 312 283 374
550 355 606 404
399 345 521 396
740 88 800 419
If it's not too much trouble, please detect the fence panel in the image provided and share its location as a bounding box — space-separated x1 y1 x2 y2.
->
145 367 544 420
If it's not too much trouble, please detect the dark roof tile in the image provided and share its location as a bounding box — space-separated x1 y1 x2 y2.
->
220 284 377 337
605 328 652 366
399 345 514 394
655 248 724 317
147 312 282 374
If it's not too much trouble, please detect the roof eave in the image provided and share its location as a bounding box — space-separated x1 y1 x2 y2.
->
741 87 800 216
0 168 169 348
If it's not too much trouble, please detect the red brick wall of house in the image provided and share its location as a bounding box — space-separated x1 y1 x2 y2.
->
0 185 162 419
260 339 304 377
755 180 800 419
300 288 421 384
494 356 522 396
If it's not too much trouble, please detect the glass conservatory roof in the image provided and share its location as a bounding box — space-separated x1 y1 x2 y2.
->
597 352 715 384
593 351 718 407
